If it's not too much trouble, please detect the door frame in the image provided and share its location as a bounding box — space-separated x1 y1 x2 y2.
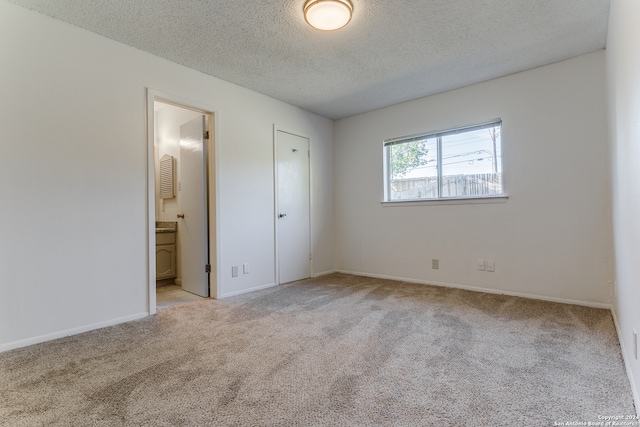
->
273 125 312 285
146 89 221 314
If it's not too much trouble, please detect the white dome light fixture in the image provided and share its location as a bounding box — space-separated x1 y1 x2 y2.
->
304 0 353 31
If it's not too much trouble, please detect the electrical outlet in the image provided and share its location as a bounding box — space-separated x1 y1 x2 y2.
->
477 259 486 271
231 266 238 277
432 259 439 269
487 260 495 272
243 263 249 274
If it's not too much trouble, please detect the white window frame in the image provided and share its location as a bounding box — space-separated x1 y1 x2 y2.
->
382 119 507 205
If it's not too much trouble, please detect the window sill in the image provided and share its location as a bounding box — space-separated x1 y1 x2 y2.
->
381 195 508 207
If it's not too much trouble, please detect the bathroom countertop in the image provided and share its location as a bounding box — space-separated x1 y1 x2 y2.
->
155 228 176 233
155 221 177 233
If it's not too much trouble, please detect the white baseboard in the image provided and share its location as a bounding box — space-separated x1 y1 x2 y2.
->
220 272 337 298
312 269 338 278
220 282 278 298
611 308 640 417
337 270 611 309
0 312 149 353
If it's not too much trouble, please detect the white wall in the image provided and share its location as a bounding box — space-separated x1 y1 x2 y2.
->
0 1 334 350
334 51 611 306
607 0 640 410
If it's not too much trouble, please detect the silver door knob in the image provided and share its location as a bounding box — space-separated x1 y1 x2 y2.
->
279 213 287 218
177 214 185 218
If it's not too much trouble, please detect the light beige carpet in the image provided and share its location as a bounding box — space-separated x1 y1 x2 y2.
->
0 273 635 426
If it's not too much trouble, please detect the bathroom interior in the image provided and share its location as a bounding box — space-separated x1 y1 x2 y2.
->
154 100 207 308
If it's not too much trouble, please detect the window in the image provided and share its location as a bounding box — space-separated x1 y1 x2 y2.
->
383 120 503 202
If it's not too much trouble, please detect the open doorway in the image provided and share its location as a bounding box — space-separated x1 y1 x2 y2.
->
146 90 218 313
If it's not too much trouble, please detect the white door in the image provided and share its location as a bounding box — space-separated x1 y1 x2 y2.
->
276 130 310 284
178 116 209 297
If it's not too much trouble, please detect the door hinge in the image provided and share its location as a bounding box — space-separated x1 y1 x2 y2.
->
205 264 211 273
203 131 210 140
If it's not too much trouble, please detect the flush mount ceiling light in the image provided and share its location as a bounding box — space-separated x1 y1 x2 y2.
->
304 0 353 31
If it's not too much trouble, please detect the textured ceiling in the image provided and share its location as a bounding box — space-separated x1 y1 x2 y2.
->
7 0 610 119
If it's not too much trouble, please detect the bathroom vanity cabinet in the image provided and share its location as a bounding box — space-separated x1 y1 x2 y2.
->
156 231 176 280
